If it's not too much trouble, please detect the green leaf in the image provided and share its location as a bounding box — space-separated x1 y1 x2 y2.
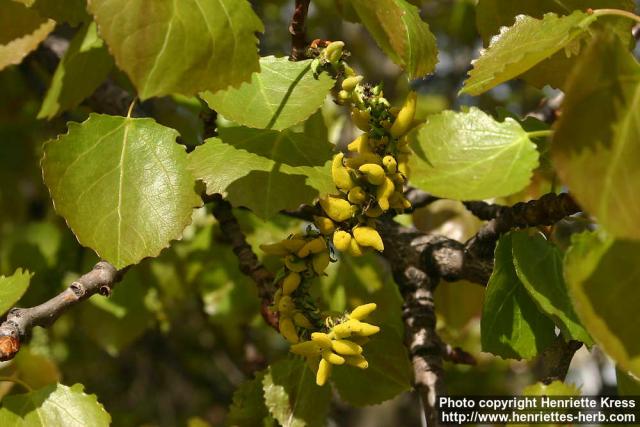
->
87 0 263 100
227 372 270 427
325 253 413 405
42 114 202 269
188 126 334 218
38 22 113 119
11 348 61 390
481 233 556 360
201 56 335 131
552 33 640 240
522 380 580 396
263 358 330 427
0 383 111 426
31 0 90 26
616 368 640 396
461 11 596 96
0 1 55 71
347 0 438 79
0 268 32 316
565 231 640 378
511 231 591 344
475 0 636 90
409 108 539 200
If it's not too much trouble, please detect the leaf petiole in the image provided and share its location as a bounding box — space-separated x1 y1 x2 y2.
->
591 8 640 24
0 376 33 392
527 130 554 139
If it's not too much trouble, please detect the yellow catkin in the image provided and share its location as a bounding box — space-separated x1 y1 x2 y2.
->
284 256 307 273
319 196 355 223
364 205 384 218
345 153 382 169
312 252 330 274
350 109 370 131
311 332 333 348
356 322 380 336
298 237 326 258
290 341 321 357
259 242 288 256
347 186 367 204
344 355 369 369
316 358 332 386
322 349 346 365
376 177 395 211
281 238 306 253
332 152 356 191
331 339 363 356
347 134 371 154
358 164 386 185
278 295 295 316
325 41 344 64
279 317 299 343
348 238 364 257
282 272 301 295
353 226 384 251
382 155 397 174
342 75 363 91
293 312 314 329
332 319 360 338
314 216 335 235
349 303 377 320
332 230 352 252
390 91 417 138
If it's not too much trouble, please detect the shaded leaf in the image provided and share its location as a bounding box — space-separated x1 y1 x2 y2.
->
616 368 640 396
347 0 438 79
0 1 55 71
481 233 556 360
188 126 334 218
263 358 330 427
461 11 595 95
410 108 539 200
565 231 640 378
202 56 335 131
38 22 113 119
522 380 580 396
0 383 110 426
87 0 263 99
552 33 640 240
0 268 32 316
511 231 591 344
42 114 202 268
31 0 90 26
227 372 270 427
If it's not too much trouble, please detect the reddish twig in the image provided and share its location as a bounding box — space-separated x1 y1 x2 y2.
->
289 0 311 60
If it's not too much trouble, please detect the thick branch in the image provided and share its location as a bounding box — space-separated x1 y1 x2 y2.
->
0 262 123 361
404 187 440 212
208 195 278 330
289 0 311 61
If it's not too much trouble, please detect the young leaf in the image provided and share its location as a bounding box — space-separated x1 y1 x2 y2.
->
263 358 330 427
0 1 55 71
409 108 539 200
188 126 334 219
86 0 263 99
30 0 90 26
346 0 438 79
481 233 556 360
552 33 640 240
0 383 111 426
475 0 636 90
42 114 202 269
0 268 32 316
38 22 113 119
511 231 591 344
461 11 596 96
227 372 270 427
565 231 640 378
201 56 335 131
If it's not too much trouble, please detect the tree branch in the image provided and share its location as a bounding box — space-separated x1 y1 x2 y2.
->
533 338 583 384
0 262 123 361
208 194 279 330
404 187 440 212
289 0 311 61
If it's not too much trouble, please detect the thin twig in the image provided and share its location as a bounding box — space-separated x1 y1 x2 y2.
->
289 0 311 60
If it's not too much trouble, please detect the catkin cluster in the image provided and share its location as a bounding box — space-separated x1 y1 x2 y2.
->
258 41 417 386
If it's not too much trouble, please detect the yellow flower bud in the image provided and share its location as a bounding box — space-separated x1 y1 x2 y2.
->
311 332 333 348
376 177 395 211
322 349 345 365
353 226 384 252
332 230 352 252
319 196 355 223
312 251 331 274
398 160 410 177
331 339 363 356
316 358 332 386
314 216 335 235
290 340 321 357
325 41 344 64
350 108 370 132
338 90 350 102
279 317 299 343
345 153 382 169
332 152 356 192
349 303 377 320
347 186 367 205
390 91 417 138
273 289 282 307
382 156 397 174
285 255 308 273
348 238 364 257
364 204 384 218
282 272 301 295
358 163 386 185
341 75 363 91
278 295 295 316
347 134 372 154
344 355 369 369
332 319 362 338
281 238 307 253
355 321 380 337
297 237 326 258
293 312 314 329
259 242 289 256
